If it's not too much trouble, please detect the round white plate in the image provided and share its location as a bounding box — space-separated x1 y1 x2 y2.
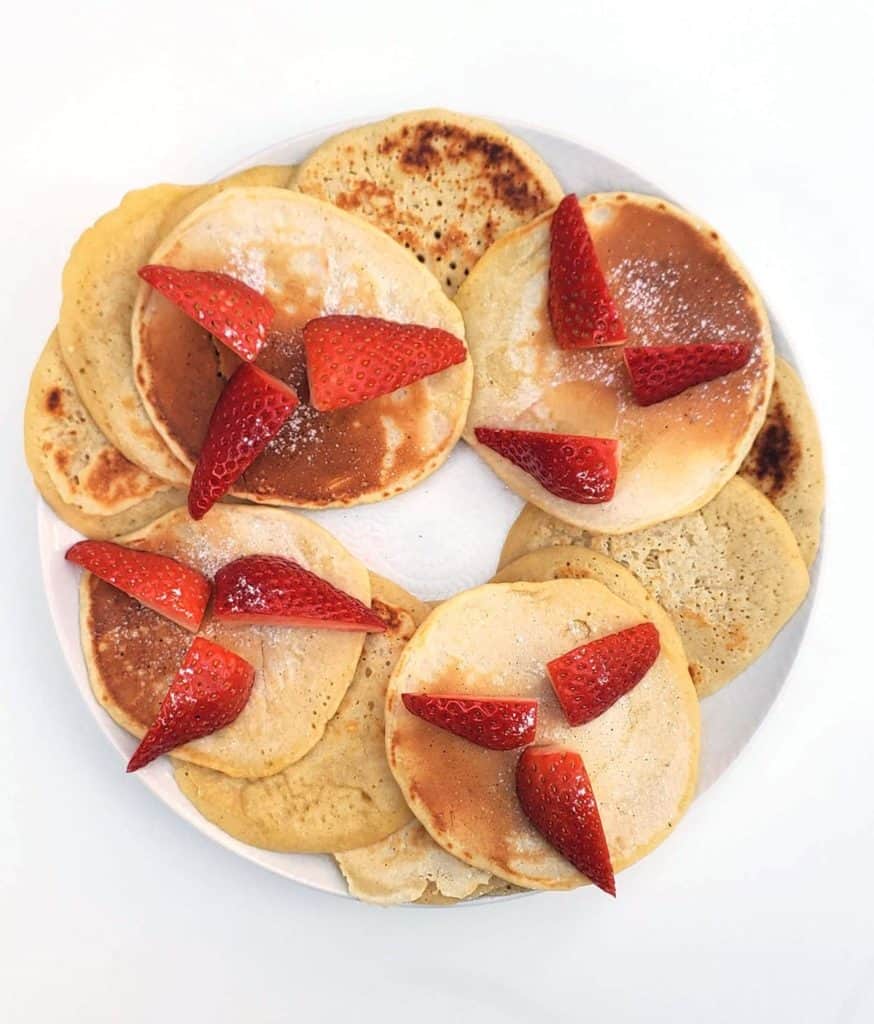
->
38 117 820 901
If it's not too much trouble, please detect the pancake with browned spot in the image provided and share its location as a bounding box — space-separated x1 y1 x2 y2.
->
739 357 823 565
132 187 471 508
173 576 425 853
457 193 775 534
80 505 370 778
24 331 184 538
386 579 699 891
295 109 563 296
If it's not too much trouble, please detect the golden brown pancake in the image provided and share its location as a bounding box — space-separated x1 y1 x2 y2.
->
739 357 824 566
58 184 194 485
295 109 564 296
386 579 699 890
456 193 775 534
173 576 423 853
498 477 810 697
25 331 185 537
132 187 471 508
80 505 370 777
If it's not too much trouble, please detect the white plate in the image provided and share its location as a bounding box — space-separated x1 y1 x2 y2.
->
38 117 820 901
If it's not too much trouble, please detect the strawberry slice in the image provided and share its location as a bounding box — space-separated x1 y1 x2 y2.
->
188 363 299 520
138 264 274 363
547 622 660 726
303 315 467 411
548 194 626 349
516 746 615 895
474 427 618 504
127 637 255 772
401 693 537 750
66 540 210 632
624 342 752 406
213 555 386 632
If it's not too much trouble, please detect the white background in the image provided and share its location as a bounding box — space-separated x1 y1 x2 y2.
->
1 1 872 1021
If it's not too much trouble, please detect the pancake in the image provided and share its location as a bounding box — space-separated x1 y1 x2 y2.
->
336 821 500 905
493 545 687 665
58 184 194 485
25 331 185 537
385 579 700 891
739 357 824 566
173 576 424 853
80 505 370 777
499 477 810 696
295 109 564 296
456 193 775 534
157 164 295 235
132 186 471 507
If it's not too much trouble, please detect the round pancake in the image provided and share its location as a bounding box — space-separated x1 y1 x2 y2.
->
25 331 182 529
499 477 810 696
157 164 295 236
336 821 498 905
295 108 564 296
58 184 194 485
739 357 824 566
173 576 424 853
386 579 700 891
132 186 471 507
80 505 370 777
492 545 687 666
456 193 775 534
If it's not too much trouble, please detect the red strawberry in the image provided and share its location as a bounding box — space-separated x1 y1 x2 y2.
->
139 264 274 363
66 540 210 632
188 363 299 519
624 342 752 406
474 427 618 504
548 194 626 349
303 315 467 411
213 555 386 632
127 637 254 772
402 693 538 750
547 622 660 727
516 746 615 896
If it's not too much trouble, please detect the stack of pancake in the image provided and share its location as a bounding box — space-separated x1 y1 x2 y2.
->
25 110 824 903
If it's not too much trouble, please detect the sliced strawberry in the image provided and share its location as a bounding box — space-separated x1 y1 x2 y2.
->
516 746 615 895
548 194 625 349
188 363 299 519
138 264 274 363
66 540 210 632
213 555 386 632
624 342 752 406
474 427 618 504
127 636 254 772
402 693 537 750
547 622 660 726
303 315 467 411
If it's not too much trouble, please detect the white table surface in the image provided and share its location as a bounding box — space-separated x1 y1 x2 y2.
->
1 2 871 1021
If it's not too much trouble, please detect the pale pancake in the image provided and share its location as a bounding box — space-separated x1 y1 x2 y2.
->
157 164 295 235
493 546 687 665
386 579 700 890
58 184 194 484
80 505 370 777
25 331 181 527
499 477 810 696
132 186 471 507
739 357 824 566
336 821 498 905
456 193 775 534
295 109 564 296
173 576 424 853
